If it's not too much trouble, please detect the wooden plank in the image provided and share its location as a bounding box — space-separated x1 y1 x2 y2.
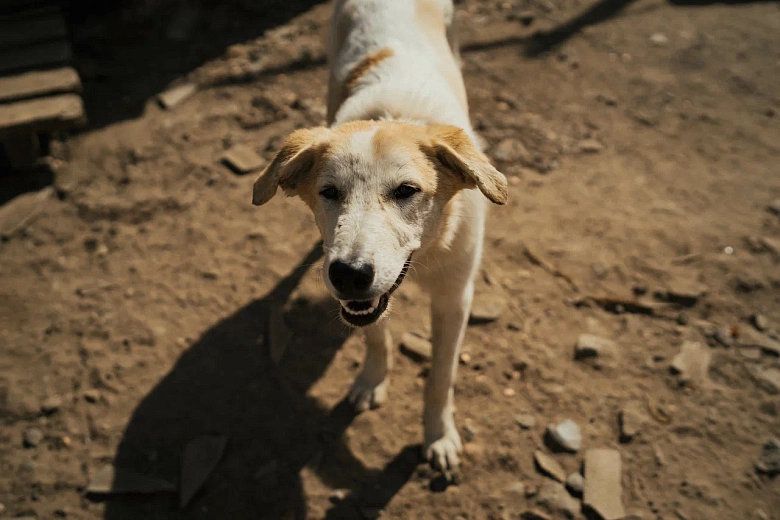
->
0 94 85 134
0 39 71 75
0 68 81 103
0 12 67 50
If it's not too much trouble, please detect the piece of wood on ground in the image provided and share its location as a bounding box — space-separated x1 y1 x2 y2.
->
0 67 81 103
221 144 265 174
0 93 85 134
0 186 53 238
157 83 197 109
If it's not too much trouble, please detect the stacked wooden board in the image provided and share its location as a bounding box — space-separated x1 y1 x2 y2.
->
0 1 86 170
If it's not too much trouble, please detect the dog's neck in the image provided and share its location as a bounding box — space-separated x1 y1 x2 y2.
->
331 82 481 148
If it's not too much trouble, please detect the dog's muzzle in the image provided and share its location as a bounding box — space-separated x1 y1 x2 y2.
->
338 255 412 326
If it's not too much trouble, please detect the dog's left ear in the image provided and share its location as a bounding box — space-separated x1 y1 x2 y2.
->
252 127 331 206
424 125 508 205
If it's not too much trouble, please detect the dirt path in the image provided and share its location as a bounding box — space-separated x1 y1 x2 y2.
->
1 0 778 519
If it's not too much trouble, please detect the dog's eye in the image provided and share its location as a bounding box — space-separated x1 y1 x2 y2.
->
319 186 339 200
393 184 420 200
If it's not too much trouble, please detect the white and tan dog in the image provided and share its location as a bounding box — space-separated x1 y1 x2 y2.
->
252 0 507 471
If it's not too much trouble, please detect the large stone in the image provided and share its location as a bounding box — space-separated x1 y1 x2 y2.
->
575 334 617 360
546 419 582 452
492 138 529 163
756 438 780 476
619 401 648 442
536 479 581 519
399 332 432 362
670 341 711 387
469 294 507 324
583 449 625 520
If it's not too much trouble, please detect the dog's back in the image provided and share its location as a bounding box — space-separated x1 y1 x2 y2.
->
326 0 467 126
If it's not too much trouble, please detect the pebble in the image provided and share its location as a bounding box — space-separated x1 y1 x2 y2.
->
83 389 101 403
23 428 44 448
329 489 350 503
399 332 432 362
664 279 707 306
738 327 780 356
546 419 582 453
459 353 471 365
619 401 647 442
503 387 516 398
575 334 617 360
469 294 507 324
754 509 769 520
536 479 581 519
41 395 63 414
578 139 603 153
751 314 769 332
583 449 625 520
515 413 537 429
492 138 530 163
752 367 780 395
670 341 711 387
713 327 734 347
534 450 567 482
0 502 5 515
360 506 382 519
649 33 669 46
565 472 584 496
462 419 478 441
767 199 780 216
222 144 265 174
755 438 780 476
505 481 526 495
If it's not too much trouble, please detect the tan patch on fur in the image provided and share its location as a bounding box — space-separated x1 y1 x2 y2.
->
345 47 395 92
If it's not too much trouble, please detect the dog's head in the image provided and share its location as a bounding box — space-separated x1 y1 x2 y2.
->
252 120 507 326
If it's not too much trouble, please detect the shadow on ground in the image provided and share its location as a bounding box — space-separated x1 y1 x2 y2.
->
104 242 420 520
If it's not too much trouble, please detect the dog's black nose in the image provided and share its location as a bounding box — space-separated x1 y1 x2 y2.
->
329 260 374 296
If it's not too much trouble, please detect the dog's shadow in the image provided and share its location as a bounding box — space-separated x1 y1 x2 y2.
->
103 242 419 520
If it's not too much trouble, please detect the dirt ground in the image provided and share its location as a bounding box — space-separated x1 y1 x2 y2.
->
1 0 779 518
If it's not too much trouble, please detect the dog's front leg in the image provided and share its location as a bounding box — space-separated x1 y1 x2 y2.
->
424 279 473 470
348 321 393 412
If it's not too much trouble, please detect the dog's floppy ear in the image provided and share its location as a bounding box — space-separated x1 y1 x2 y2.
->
252 127 331 206
424 125 508 205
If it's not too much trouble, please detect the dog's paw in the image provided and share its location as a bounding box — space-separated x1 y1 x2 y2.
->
348 374 388 413
424 428 463 471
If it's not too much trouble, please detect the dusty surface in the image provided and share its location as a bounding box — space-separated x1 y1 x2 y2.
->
1 0 779 519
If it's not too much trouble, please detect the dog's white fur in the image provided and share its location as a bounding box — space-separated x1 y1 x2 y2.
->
252 0 507 471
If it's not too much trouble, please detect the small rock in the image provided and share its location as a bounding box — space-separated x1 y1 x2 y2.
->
87 464 176 495
752 367 780 394
23 428 44 448
546 419 581 453
459 352 471 364
670 341 711 387
469 294 506 324
505 481 526 495
41 395 63 414
767 199 780 216
222 144 265 174
619 401 647 442
83 389 101 403
360 506 382 519
754 509 769 520
515 413 537 429
583 449 625 520
755 438 780 476
462 419 478 441
521 510 553 520
180 435 229 507
649 33 669 46
738 327 780 356
713 326 734 347
399 332 432 362
157 83 197 109
0 503 5 515
664 279 707 306
578 139 603 153
329 489 350 503
574 334 616 360
565 472 584 496
492 138 530 163
536 479 580 519
534 450 567 482
503 387 516 397
751 314 769 332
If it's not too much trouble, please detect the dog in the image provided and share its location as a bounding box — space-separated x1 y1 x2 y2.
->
252 0 507 471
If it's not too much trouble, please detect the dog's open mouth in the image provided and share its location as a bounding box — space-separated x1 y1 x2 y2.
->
338 256 412 327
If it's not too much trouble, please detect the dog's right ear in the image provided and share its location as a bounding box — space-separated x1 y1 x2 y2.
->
252 127 331 206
